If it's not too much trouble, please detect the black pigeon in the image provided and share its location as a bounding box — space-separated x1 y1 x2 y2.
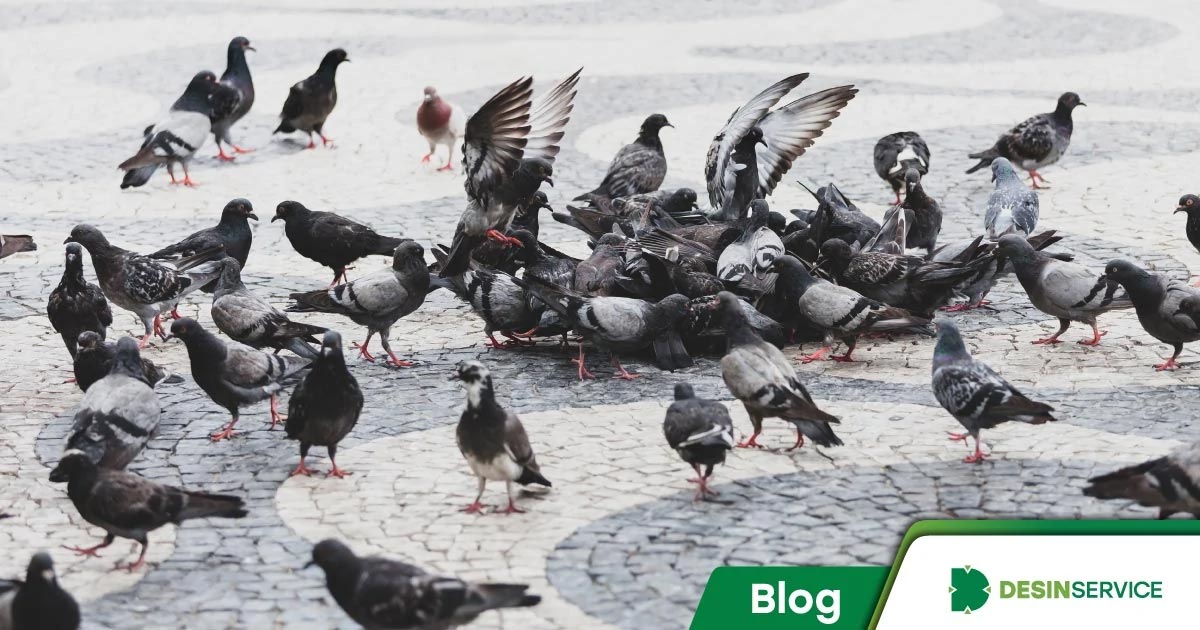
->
274 48 349 148
791 183 881 252
47 242 113 357
1084 443 1200 519
771 254 927 362
663 383 734 501
288 241 429 366
62 337 160 470
575 113 671 202
706 75 857 220
994 234 1129 346
149 198 257 292
512 230 577 289
966 92 1084 188
309 538 540 629
273 200 408 287
818 238 988 315
898 168 941 254
66 224 222 348
473 193 553 267
451 361 551 514
285 331 363 478
73 331 181 392
1103 259 1200 371
0 234 36 259
714 291 841 450
441 70 580 277
1175 194 1200 285
211 258 326 359
931 318 1056 463
212 36 256 160
873 131 930 204
521 278 692 380
119 71 217 188
0 553 80 630
49 452 247 572
168 318 309 441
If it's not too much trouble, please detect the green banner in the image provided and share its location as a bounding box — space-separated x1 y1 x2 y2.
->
690 566 887 629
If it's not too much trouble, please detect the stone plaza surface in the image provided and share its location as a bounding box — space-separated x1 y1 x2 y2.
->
3 0 1200 627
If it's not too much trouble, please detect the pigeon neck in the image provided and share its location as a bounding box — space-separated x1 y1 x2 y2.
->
65 466 99 508
1051 103 1075 127
903 183 929 207
316 60 342 80
173 87 212 115
636 127 664 152
218 211 248 230
417 98 452 130
465 377 499 412
184 331 229 366
62 259 87 287
225 48 251 81
110 352 148 383
932 332 971 370
321 560 363 612
720 301 762 348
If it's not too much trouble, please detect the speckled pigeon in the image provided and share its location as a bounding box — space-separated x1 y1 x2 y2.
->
663 383 734 501
967 92 1084 188
931 318 1056 463
1103 259 1200 370
575 113 671 203
984 158 1039 238
716 199 784 286
1084 442 1200 519
429 251 542 348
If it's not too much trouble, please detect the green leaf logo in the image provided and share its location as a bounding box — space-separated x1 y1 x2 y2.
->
949 565 991 613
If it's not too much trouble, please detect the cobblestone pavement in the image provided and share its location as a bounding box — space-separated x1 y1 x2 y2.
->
3 0 1200 628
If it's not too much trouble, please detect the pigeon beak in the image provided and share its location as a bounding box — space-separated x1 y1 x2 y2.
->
271 215 282 222
303 560 315 570
1175 206 1185 215
48 465 67 483
543 176 554 187
447 372 461 381
665 122 674 128
247 212 259 221
246 45 256 52
162 334 176 342
757 138 767 147
1078 102 1087 107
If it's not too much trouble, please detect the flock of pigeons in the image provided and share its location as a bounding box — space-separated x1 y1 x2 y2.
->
4 35 1200 630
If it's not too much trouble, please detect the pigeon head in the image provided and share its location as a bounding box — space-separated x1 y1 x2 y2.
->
640 113 673 139
272 200 310 223
769 254 816 292
47 450 95 483
994 233 1037 263
663 188 699 215
222 198 258 222
508 229 539 262
24 552 59 586
76 331 102 352
990 158 1020 184
1175 194 1200 215
903 167 922 193
168 317 206 342
655 293 693 319
596 233 626 248
215 257 246 294
229 36 255 53
740 126 766 149
1056 92 1085 112
188 71 218 93
111 337 148 382
816 238 854 276
673 383 695 400
318 48 350 73
63 241 85 274
1102 259 1151 288
768 211 788 234
391 241 426 273
64 224 109 251
747 199 770 226
518 191 551 219
715 291 760 347
517 157 555 188
308 539 362 588
422 86 439 103
319 330 345 361
931 318 971 368
450 360 495 407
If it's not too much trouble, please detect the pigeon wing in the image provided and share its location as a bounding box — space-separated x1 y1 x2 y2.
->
462 77 533 204
754 85 857 200
521 68 581 166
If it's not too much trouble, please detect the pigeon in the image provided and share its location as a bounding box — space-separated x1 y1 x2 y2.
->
73 331 181 392
288 241 429 367
966 92 1084 188
714 291 841 450
791 183 881 252
273 200 409 287
1175 194 1200 286
308 538 541 629
211 258 326 359
48 452 247 572
47 242 113 358
512 230 576 289
817 238 989 315
417 86 467 171
933 230 1067 312
0 553 80 630
931 318 1056 463
0 234 36 259
440 69 580 277
511 190 552 241
716 199 784 286
149 197 257 298
771 254 927 362
65 224 223 348
572 233 630 296
574 113 671 202
470 196 554 270
898 168 942 254
452 361 551 514
663 383 734 501
118 71 217 188
430 252 543 348
706 75 857 220
211 36 256 161
285 331 363 478
873 131 930 204
521 278 692 379
682 293 788 349
1102 259 1200 371
168 318 309 441
994 234 1129 346
1084 442 1200 519
61 337 160 470
984 158 1040 238
274 48 349 148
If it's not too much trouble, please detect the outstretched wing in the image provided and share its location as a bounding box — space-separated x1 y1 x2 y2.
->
462 77 533 205
754 85 857 200
521 68 581 166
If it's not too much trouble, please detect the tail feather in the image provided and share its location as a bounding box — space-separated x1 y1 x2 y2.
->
791 419 844 447
469 583 542 615
180 491 248 521
516 465 552 487
287 289 338 314
373 236 408 257
283 337 320 360
440 232 484 277
120 164 159 189
991 393 1056 424
964 147 999 174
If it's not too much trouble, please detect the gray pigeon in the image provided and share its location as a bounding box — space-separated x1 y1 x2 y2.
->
0 553 80 630
168 318 309 441
1103 259 1200 370
308 539 540 629
933 230 1068 312
118 71 217 188
285 331 363 478
211 258 326 359
452 361 551 514
716 199 784 285
995 234 1129 345
48 452 247 572
72 331 181 392
1084 442 1200 519
61 337 160 471
771 254 927 362
575 113 671 202
966 92 1084 188
931 318 1056 463
288 241 430 367
663 383 735 501
984 158 1039 238
429 253 541 349
715 291 841 450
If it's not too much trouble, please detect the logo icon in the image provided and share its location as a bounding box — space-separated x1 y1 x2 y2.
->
950 566 991 613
